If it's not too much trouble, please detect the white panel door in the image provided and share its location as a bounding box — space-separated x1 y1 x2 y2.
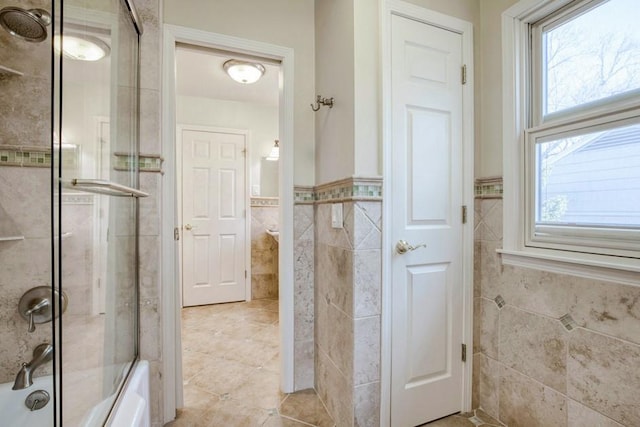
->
390 14 465 426
182 129 246 307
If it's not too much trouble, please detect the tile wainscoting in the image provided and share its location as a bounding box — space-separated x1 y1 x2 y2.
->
473 176 640 427
308 176 383 427
251 199 279 300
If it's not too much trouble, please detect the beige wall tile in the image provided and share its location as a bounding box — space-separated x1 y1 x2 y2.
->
568 399 623 427
315 346 354 427
478 240 503 299
139 173 161 236
569 277 640 346
345 204 380 250
326 302 354 378
499 365 567 427
315 243 354 316
568 328 640 426
354 316 380 385
354 250 381 318
294 339 315 390
294 279 314 342
477 297 499 359
475 354 500 419
294 204 314 240
354 382 380 427
501 265 570 318
294 237 314 285
139 88 161 154
499 306 567 393
315 203 352 249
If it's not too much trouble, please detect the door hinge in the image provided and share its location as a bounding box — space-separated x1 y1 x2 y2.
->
174 227 180 241
462 205 468 224
462 343 467 362
462 64 467 85
245 270 247 278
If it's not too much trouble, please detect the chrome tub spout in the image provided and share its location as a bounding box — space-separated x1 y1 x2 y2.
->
12 344 53 390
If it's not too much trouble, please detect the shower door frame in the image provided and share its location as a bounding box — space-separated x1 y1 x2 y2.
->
161 24 296 424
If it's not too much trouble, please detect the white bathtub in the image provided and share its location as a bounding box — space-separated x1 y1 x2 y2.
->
107 360 150 427
0 360 149 427
0 376 54 427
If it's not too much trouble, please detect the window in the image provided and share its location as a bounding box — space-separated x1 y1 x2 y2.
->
503 0 640 277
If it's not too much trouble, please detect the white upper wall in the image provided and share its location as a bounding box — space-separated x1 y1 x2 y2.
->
314 0 355 184
165 0 517 182
314 0 479 185
164 0 316 186
478 0 519 178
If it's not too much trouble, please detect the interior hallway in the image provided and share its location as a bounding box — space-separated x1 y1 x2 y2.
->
167 298 334 426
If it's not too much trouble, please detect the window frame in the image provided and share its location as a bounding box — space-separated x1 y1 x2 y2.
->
501 0 640 285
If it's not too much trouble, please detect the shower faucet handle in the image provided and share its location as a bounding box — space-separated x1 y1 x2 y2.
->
18 287 68 334
25 299 49 333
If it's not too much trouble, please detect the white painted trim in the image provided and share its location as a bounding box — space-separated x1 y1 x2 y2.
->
162 27 181 423
380 2 475 425
499 249 640 286
162 24 295 423
176 125 252 304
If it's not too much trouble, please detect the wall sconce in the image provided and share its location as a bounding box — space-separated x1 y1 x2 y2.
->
266 139 279 161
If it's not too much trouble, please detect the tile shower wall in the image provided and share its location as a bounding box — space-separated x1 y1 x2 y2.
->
0 0 52 385
314 178 382 427
473 178 640 427
133 0 164 425
251 203 279 299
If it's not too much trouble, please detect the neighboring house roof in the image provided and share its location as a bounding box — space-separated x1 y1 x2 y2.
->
578 123 640 152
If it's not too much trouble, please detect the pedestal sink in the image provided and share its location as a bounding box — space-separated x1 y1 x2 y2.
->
265 229 279 243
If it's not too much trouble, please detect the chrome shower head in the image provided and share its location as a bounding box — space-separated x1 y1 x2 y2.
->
0 7 50 43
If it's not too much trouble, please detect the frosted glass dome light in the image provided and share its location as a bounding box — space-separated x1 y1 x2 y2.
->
223 59 265 84
53 33 110 61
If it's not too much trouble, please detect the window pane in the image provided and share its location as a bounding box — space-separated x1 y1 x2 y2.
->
536 123 640 227
543 0 640 116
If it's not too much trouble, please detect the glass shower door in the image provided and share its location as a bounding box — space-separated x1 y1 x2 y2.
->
55 0 142 425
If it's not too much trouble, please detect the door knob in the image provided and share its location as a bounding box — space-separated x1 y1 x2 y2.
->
184 224 194 231
396 240 426 254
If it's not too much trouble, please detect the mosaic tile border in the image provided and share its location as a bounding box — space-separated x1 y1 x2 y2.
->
315 176 382 203
0 146 51 168
475 176 503 199
61 193 94 205
114 152 163 173
251 197 279 207
294 186 315 204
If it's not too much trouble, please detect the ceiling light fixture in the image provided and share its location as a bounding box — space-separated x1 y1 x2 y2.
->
53 33 110 61
223 59 265 84
266 140 279 161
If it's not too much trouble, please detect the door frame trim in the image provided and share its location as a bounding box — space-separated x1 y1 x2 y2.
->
176 125 252 305
161 24 296 423
380 1 475 425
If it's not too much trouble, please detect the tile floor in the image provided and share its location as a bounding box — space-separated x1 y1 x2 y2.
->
166 298 334 427
423 410 504 427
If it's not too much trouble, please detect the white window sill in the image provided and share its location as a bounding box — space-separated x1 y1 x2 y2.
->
497 248 640 287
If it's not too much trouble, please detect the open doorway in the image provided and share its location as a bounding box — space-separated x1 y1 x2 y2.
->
161 25 297 423
175 44 281 307
173 43 285 418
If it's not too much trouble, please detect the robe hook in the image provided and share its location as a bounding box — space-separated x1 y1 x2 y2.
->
311 95 334 111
